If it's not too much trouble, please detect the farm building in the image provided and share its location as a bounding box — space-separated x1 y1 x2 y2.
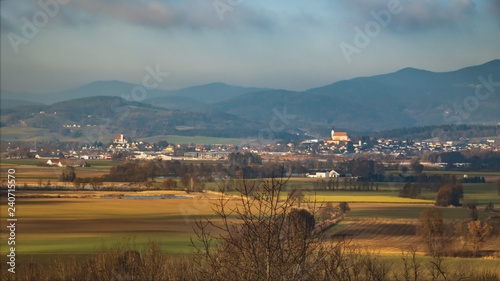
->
306 169 340 178
46 159 63 167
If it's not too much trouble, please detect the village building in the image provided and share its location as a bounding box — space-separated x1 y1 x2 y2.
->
306 169 340 178
46 158 63 167
46 159 89 167
113 134 128 145
35 154 59 159
325 128 350 145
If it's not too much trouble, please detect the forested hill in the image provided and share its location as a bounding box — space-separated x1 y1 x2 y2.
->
0 96 274 139
372 125 500 141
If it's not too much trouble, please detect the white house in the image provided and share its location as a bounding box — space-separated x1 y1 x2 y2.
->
46 159 63 167
306 169 340 178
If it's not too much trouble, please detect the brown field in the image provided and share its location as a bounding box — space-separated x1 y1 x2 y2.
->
2 159 500 275
2 195 499 256
0 193 240 258
330 218 500 255
332 219 419 254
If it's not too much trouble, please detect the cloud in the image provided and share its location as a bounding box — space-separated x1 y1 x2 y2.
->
490 0 500 15
0 0 276 33
340 0 478 32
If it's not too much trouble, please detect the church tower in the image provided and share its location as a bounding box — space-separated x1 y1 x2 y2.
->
328 126 350 144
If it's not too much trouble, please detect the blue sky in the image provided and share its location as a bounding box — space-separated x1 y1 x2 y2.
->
1 0 499 93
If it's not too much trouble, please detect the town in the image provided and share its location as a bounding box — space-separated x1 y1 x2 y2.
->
2 128 499 173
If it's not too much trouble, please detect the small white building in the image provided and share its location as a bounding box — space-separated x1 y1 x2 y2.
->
306 170 340 178
113 134 128 145
46 159 63 167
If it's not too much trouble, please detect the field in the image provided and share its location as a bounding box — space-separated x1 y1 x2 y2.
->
0 159 118 184
1 159 500 274
0 127 118 143
2 194 499 271
0 127 54 142
0 196 223 258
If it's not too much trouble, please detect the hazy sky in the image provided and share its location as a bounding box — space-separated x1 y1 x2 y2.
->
1 0 499 93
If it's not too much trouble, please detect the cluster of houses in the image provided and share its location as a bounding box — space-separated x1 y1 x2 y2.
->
362 139 498 156
17 131 498 168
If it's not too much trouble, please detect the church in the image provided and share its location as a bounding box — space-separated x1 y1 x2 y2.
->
325 128 350 145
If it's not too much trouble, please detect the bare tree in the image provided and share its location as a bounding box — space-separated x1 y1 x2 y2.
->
418 208 447 256
192 176 331 281
289 188 305 207
319 202 337 221
338 202 351 215
467 220 493 256
59 166 76 182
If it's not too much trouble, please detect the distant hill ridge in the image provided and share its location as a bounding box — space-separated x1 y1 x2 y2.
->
1 59 499 133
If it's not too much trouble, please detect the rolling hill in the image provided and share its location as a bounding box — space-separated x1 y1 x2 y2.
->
307 59 500 128
0 81 267 106
0 96 272 140
1 59 499 138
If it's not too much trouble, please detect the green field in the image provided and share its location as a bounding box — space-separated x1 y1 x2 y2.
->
387 169 500 177
0 127 53 141
1 160 499 268
346 203 477 220
0 197 217 256
0 159 118 183
1 195 495 258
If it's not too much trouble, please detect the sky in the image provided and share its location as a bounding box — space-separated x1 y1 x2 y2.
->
1 0 499 94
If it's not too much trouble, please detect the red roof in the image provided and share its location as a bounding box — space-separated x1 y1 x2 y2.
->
332 132 348 136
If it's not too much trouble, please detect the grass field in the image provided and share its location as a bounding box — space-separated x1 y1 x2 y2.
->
0 159 118 183
387 169 500 178
0 127 53 141
345 203 472 220
299 191 434 204
1 190 499 274
0 197 475 257
1 159 499 272
0 127 122 143
0 197 220 256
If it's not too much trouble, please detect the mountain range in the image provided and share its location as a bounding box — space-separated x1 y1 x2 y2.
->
1 59 499 140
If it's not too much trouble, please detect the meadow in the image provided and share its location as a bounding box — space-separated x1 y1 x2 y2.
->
0 159 118 184
1 185 497 257
1 159 499 275
0 197 218 258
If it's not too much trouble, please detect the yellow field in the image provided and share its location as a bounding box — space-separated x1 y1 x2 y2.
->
305 194 434 203
0 195 229 256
